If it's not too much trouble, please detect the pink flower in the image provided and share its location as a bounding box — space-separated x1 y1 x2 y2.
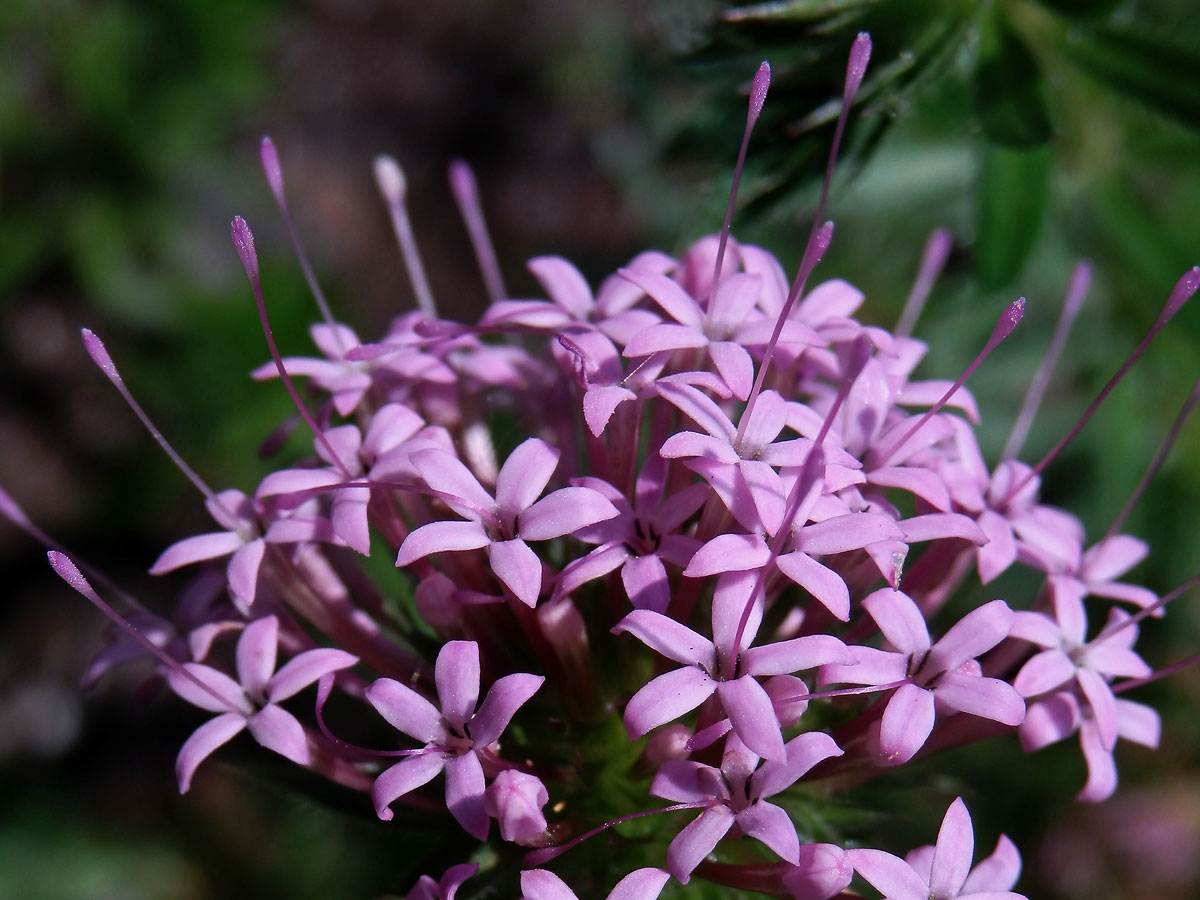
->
365 640 543 838
847 797 1027 899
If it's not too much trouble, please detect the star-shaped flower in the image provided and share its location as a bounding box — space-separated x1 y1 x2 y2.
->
366 640 543 838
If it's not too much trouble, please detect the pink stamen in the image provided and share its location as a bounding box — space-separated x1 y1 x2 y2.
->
79 328 253 533
895 228 953 339
1104 373 1200 541
0 484 149 613
707 61 771 306
231 216 354 479
374 155 437 317
259 137 341 339
793 678 913 703
1002 261 1092 461
877 297 1025 467
1095 569 1200 644
523 800 711 867
48 551 242 715
448 158 507 304
1001 266 1200 506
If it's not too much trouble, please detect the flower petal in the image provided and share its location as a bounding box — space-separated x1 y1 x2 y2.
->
607 868 671 900
150 531 244 574
846 849 928 900
470 672 544 746
372 753 447 820
496 439 560 523
236 616 278 700
520 487 619 540
396 520 490 567
435 641 481 733
520 869 578 900
623 666 716 738
489 538 543 607
717 676 786 762
444 750 488 839
667 805 736 884
365 677 445 743
248 704 310 765
176 712 246 793
879 683 935 763
268 647 358 703
923 600 1013 676
737 800 800 864
929 797 974 899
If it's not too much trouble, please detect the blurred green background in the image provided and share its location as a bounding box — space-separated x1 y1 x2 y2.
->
1 0 1199 897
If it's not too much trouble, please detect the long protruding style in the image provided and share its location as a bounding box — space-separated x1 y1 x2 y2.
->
877 297 1026 467
259 136 341 337
895 227 953 339
708 61 771 303
231 215 354 478
448 158 507 305
374 155 438 317
1000 266 1200 507
1002 261 1091 462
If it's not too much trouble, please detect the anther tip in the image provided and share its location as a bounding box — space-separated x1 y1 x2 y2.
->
845 33 872 100
80 328 119 380
373 155 406 204
999 297 1026 338
230 216 259 280
259 136 285 203
749 61 771 123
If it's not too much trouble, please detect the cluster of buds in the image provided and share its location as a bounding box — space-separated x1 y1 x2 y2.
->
9 32 1200 900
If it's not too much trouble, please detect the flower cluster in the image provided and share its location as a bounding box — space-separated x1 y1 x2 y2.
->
12 32 1199 900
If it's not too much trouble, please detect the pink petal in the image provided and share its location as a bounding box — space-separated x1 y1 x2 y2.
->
365 677 445 743
846 849 928 900
435 641 481 733
655 382 736 442
332 489 371 556
623 666 716 738
607 868 671 900
396 520 490 567
1013 650 1076 698
528 255 595 318
247 704 310 765
236 616 278 699
444 751 488 839
168 663 250 714
520 869 578 900
412 449 495 518
227 538 266 611
863 590 930 657
372 753 448 820
267 647 358 703
470 672 544 746
962 834 1022 893
742 635 853 677
1077 721 1117 802
709 340 754 400
776 552 850 621
624 322 708 357
1019 692 1080 751
1085 645 1151 680
176 712 246 793
1115 698 1160 747
613 610 716 669
489 538 543 606
256 467 345 499
1080 534 1147 582
753 731 843 800
621 554 671 612
901 513 986 545
660 430 740 465
800 513 904 555
650 760 725 804
496 439 559 522
923 600 1013 676
685 532 769 577
929 797 974 899
1076 667 1117 749
584 384 637 437
150 531 244 574
668 805 736 884
935 673 1025 726
819 646 908 688
736 800 800 863
868 466 951 511
521 487 619 540
619 268 703 328
717 676 786 761
879 683 935 763
976 510 1017 584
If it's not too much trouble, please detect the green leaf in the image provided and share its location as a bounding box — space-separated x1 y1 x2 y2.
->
1061 22 1200 131
975 144 1053 288
973 9 1054 148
